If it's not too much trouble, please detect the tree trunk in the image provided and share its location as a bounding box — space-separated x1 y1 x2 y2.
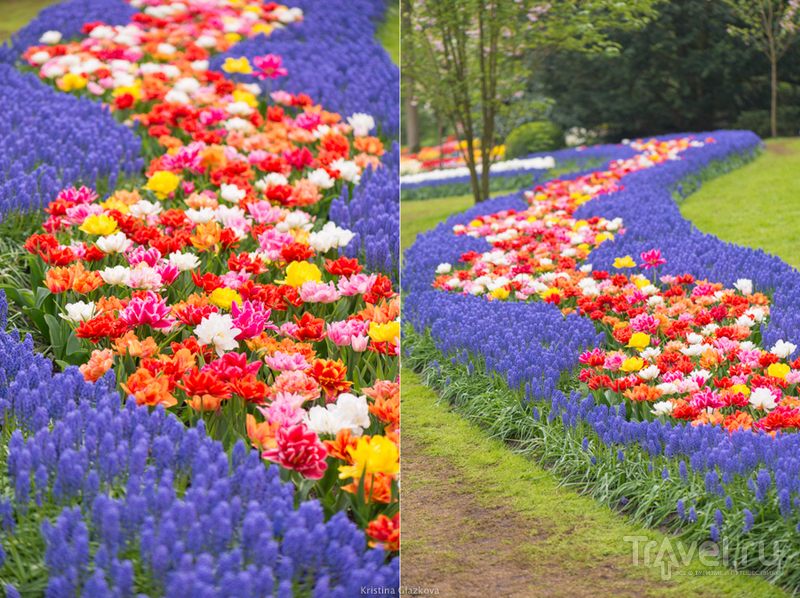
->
771 57 778 138
463 132 481 204
480 151 490 202
403 87 420 152
437 111 443 169
400 0 420 152
480 109 494 202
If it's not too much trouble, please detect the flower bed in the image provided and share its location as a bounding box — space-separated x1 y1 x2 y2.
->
0 64 142 224
403 130 800 589
0 296 398 596
399 145 622 202
0 0 399 594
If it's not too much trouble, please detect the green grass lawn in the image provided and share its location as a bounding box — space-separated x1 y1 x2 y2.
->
402 368 787 597
401 194 474 251
376 1 399 65
0 0 61 41
680 137 800 267
401 192 515 252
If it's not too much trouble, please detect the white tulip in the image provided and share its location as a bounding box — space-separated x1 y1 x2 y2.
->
99 266 131 286
96 232 132 254
60 301 95 324
220 183 246 203
168 251 201 272
194 313 241 357
39 31 62 45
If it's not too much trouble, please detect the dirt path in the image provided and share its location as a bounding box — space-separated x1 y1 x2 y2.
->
402 435 671 598
766 141 799 156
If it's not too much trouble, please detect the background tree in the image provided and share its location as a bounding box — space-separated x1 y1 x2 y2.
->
401 0 421 153
539 0 800 140
721 0 800 137
404 0 659 203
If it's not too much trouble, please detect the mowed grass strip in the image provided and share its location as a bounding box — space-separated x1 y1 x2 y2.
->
680 137 800 267
376 0 399 65
0 0 62 41
401 194 475 252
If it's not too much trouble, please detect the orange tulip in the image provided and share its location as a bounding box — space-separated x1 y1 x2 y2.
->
120 369 176 408
246 414 280 451
341 471 393 503
309 358 352 399
45 266 76 293
323 429 360 463
72 268 104 294
113 331 158 359
190 221 222 252
353 136 385 156
79 348 114 382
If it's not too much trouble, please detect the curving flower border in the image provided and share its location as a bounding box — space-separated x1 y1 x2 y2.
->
403 129 800 587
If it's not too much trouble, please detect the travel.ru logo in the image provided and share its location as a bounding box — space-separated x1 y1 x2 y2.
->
623 536 785 580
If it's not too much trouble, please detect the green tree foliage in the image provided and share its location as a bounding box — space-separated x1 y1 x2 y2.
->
404 0 658 203
541 0 800 141
721 0 800 137
504 121 564 158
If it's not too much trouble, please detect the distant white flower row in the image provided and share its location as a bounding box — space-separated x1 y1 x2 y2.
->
400 155 556 185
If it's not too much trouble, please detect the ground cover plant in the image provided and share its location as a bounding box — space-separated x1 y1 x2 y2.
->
403 129 800 591
0 0 400 595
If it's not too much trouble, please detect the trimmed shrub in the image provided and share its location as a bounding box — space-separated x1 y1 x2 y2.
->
504 121 563 159
734 107 800 138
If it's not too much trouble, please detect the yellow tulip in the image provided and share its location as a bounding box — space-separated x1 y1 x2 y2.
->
112 83 141 100
620 357 645 372
145 171 180 199
209 288 242 311
613 255 636 269
283 261 322 287
339 436 400 479
490 286 510 300
222 56 252 74
768 363 791 380
627 333 650 350
79 214 118 236
251 23 273 36
595 232 614 243
57 73 87 92
100 198 130 214
232 89 258 107
368 321 400 344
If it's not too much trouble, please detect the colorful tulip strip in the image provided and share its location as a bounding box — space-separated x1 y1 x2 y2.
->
427 135 800 434
399 143 629 202
0 0 399 594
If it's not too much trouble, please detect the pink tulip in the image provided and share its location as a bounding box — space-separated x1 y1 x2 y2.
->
253 54 288 79
264 351 311 372
299 281 341 303
119 292 174 330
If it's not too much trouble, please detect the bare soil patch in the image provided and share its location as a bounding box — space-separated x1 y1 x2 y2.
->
401 435 709 598
766 142 798 156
